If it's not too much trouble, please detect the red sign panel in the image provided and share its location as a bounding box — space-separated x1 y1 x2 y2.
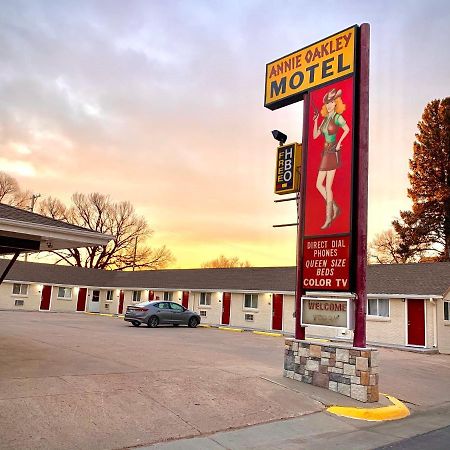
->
302 236 350 291
304 76 354 236
301 75 355 291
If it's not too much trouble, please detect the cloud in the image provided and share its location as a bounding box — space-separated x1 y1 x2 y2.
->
0 0 449 267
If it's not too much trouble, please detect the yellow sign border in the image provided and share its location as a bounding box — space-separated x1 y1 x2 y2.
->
274 142 302 195
265 25 357 110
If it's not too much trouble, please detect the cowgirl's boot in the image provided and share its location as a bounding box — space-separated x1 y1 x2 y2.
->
332 201 341 221
321 201 333 229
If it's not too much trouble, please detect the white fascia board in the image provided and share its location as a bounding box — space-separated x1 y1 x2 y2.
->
3 279 121 290
150 288 296 295
367 293 442 299
0 218 112 248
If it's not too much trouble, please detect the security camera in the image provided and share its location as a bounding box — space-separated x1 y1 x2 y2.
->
271 130 287 145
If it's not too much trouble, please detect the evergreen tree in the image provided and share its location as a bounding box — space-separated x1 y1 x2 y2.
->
393 98 450 261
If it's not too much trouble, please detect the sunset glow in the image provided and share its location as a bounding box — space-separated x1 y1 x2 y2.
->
1 1 449 268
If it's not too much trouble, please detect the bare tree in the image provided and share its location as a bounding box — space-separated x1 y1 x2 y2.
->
0 171 31 208
368 229 420 264
201 255 251 268
39 192 174 270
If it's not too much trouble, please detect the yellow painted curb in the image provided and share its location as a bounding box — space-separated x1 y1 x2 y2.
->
84 312 97 315
326 393 410 421
308 338 330 343
99 313 114 317
253 331 283 337
218 326 244 332
198 324 212 328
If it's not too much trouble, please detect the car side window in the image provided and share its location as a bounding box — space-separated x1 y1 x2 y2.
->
160 302 171 309
170 303 184 312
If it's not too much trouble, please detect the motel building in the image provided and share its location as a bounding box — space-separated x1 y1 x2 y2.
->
1 260 450 354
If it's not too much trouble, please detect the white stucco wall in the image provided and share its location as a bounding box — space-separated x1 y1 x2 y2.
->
283 295 296 334
0 281 42 311
190 291 222 325
229 293 272 329
50 285 77 312
437 294 450 354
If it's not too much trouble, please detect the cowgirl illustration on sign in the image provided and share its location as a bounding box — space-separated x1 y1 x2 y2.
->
313 88 350 229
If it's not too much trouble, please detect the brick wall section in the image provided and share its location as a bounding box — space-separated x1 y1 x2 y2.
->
284 338 379 403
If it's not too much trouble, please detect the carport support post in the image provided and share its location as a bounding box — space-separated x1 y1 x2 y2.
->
0 251 20 285
353 23 370 348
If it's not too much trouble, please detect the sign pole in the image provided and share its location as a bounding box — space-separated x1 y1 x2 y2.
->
352 23 370 348
295 93 310 340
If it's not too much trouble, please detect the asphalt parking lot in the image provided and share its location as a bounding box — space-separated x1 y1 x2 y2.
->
1 311 450 450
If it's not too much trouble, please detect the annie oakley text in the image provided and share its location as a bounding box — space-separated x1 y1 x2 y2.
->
302 236 350 290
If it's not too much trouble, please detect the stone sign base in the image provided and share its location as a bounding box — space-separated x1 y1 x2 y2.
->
284 338 379 403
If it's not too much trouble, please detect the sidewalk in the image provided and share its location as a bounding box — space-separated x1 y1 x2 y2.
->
140 402 450 450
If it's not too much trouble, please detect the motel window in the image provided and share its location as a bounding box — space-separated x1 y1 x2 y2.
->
106 290 114 301
444 301 449 321
367 298 389 318
132 291 141 302
163 291 173 301
199 292 211 306
244 294 258 309
57 287 72 299
12 283 28 296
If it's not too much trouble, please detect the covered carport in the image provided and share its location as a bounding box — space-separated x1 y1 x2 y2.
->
0 203 111 284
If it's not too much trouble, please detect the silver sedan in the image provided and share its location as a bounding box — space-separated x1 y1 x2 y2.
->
124 301 201 328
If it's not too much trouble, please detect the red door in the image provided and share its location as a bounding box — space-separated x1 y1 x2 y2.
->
118 290 125 314
407 299 425 346
76 288 87 312
272 294 283 330
182 291 189 309
222 292 231 325
149 291 155 301
39 285 52 311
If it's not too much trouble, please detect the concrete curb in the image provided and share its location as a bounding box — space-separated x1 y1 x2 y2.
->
326 393 410 421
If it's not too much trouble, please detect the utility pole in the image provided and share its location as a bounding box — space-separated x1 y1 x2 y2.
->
30 193 41 212
25 193 41 262
132 236 138 271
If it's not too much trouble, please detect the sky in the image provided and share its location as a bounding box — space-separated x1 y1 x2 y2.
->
1 0 449 268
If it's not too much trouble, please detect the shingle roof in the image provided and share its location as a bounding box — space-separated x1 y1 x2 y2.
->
114 266 297 292
1 260 449 296
0 203 88 232
367 262 450 296
0 260 113 287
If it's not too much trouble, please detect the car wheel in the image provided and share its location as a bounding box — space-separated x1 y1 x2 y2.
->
132 321 141 327
188 317 199 328
173 324 179 327
147 316 159 328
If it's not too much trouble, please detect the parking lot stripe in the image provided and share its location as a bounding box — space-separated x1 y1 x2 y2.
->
253 331 283 337
218 326 244 332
